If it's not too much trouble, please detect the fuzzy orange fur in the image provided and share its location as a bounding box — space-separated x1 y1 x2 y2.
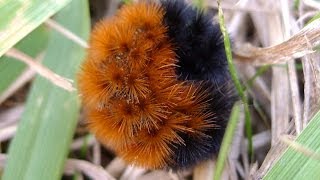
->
77 2 214 169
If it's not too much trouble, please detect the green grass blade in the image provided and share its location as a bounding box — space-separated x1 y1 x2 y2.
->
217 0 253 157
0 0 72 58
122 0 132 4
192 0 205 10
264 110 320 180
306 12 320 26
246 65 270 88
0 25 49 95
214 103 241 180
3 0 90 179
294 0 300 10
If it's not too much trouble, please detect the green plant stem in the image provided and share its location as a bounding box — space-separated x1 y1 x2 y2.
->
214 103 241 180
217 0 253 158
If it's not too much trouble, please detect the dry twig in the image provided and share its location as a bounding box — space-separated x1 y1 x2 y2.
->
45 19 88 48
5 48 75 92
234 18 320 65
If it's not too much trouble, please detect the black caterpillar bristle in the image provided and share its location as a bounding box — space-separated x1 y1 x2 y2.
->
161 0 237 169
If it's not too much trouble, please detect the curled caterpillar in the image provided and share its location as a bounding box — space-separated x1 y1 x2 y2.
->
78 0 236 170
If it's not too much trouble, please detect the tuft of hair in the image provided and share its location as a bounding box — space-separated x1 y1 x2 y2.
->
78 0 236 170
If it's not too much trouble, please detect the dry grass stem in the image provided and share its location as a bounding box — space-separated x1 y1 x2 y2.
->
45 19 88 48
281 0 303 134
0 154 6 169
244 131 271 151
227 158 239 180
0 104 24 129
0 125 17 142
193 160 215 180
302 53 320 127
296 11 319 26
208 2 277 13
0 154 115 179
245 1 291 176
251 141 287 179
138 171 177 180
234 18 320 65
227 114 245 180
288 60 303 133
235 161 245 178
93 141 101 165
302 56 313 127
303 0 320 9
0 68 35 105
0 52 44 104
119 166 146 180
65 159 116 180
280 135 320 161
105 158 127 178
5 48 75 92
70 135 95 151
241 146 250 178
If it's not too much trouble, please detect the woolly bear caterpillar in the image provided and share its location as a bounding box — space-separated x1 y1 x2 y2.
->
78 0 236 170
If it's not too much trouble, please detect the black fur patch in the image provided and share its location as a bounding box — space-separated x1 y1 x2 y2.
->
160 0 237 170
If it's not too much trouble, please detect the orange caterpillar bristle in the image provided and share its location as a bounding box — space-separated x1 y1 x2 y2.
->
78 0 236 170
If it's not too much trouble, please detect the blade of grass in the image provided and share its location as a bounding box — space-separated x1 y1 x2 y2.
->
193 0 205 10
0 0 72 57
264 110 320 179
122 0 132 4
306 12 320 25
80 135 90 159
246 65 271 88
280 135 320 161
217 0 253 158
214 103 241 180
294 0 300 10
0 25 48 96
3 0 90 179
